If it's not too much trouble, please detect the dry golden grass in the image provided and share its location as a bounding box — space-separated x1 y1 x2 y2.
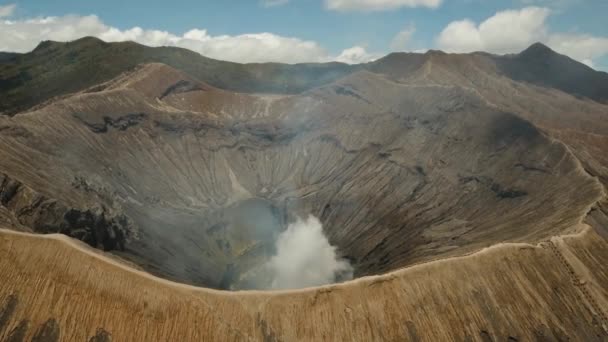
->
1 224 607 341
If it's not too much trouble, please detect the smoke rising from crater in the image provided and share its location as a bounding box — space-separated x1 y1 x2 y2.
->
265 215 353 290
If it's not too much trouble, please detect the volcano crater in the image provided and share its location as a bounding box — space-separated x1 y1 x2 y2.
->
0 64 602 291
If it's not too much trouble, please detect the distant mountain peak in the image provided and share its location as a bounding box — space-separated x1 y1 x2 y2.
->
32 36 109 54
519 42 554 58
68 36 106 44
32 40 63 52
424 49 447 56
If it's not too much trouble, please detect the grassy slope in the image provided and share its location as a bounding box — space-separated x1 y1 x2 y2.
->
0 37 355 115
493 43 608 104
1 38 608 116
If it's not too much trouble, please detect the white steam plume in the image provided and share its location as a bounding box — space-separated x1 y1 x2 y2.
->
266 215 353 289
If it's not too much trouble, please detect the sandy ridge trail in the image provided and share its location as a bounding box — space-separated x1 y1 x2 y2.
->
0 227 541 296
1 225 608 341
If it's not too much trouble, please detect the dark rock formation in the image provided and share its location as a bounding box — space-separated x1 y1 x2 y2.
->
0 294 18 334
31 319 60 342
0 173 133 251
88 328 112 342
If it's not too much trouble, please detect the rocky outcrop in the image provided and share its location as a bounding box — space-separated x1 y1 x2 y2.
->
0 173 133 251
73 112 147 134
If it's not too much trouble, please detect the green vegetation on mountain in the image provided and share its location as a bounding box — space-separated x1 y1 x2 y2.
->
0 37 354 115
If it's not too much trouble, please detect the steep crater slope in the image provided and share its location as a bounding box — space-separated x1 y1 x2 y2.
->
0 64 602 290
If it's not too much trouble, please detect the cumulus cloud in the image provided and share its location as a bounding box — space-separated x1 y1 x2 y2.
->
437 7 550 54
0 11 378 64
546 33 608 67
390 24 416 51
0 3 15 18
325 0 442 11
581 59 594 68
265 215 353 289
436 6 608 69
335 46 380 64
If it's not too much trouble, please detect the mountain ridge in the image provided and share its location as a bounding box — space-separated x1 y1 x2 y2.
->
2 38 607 116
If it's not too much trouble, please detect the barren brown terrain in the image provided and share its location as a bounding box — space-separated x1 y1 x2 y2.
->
1 39 608 341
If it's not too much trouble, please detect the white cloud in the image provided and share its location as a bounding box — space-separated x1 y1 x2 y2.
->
581 59 594 68
547 33 608 66
437 19 483 53
436 6 608 69
390 24 416 51
325 0 442 11
0 3 15 18
437 7 550 54
0 13 379 64
335 45 380 64
260 0 289 7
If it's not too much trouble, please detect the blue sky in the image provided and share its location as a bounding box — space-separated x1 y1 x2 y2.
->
1 0 607 69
